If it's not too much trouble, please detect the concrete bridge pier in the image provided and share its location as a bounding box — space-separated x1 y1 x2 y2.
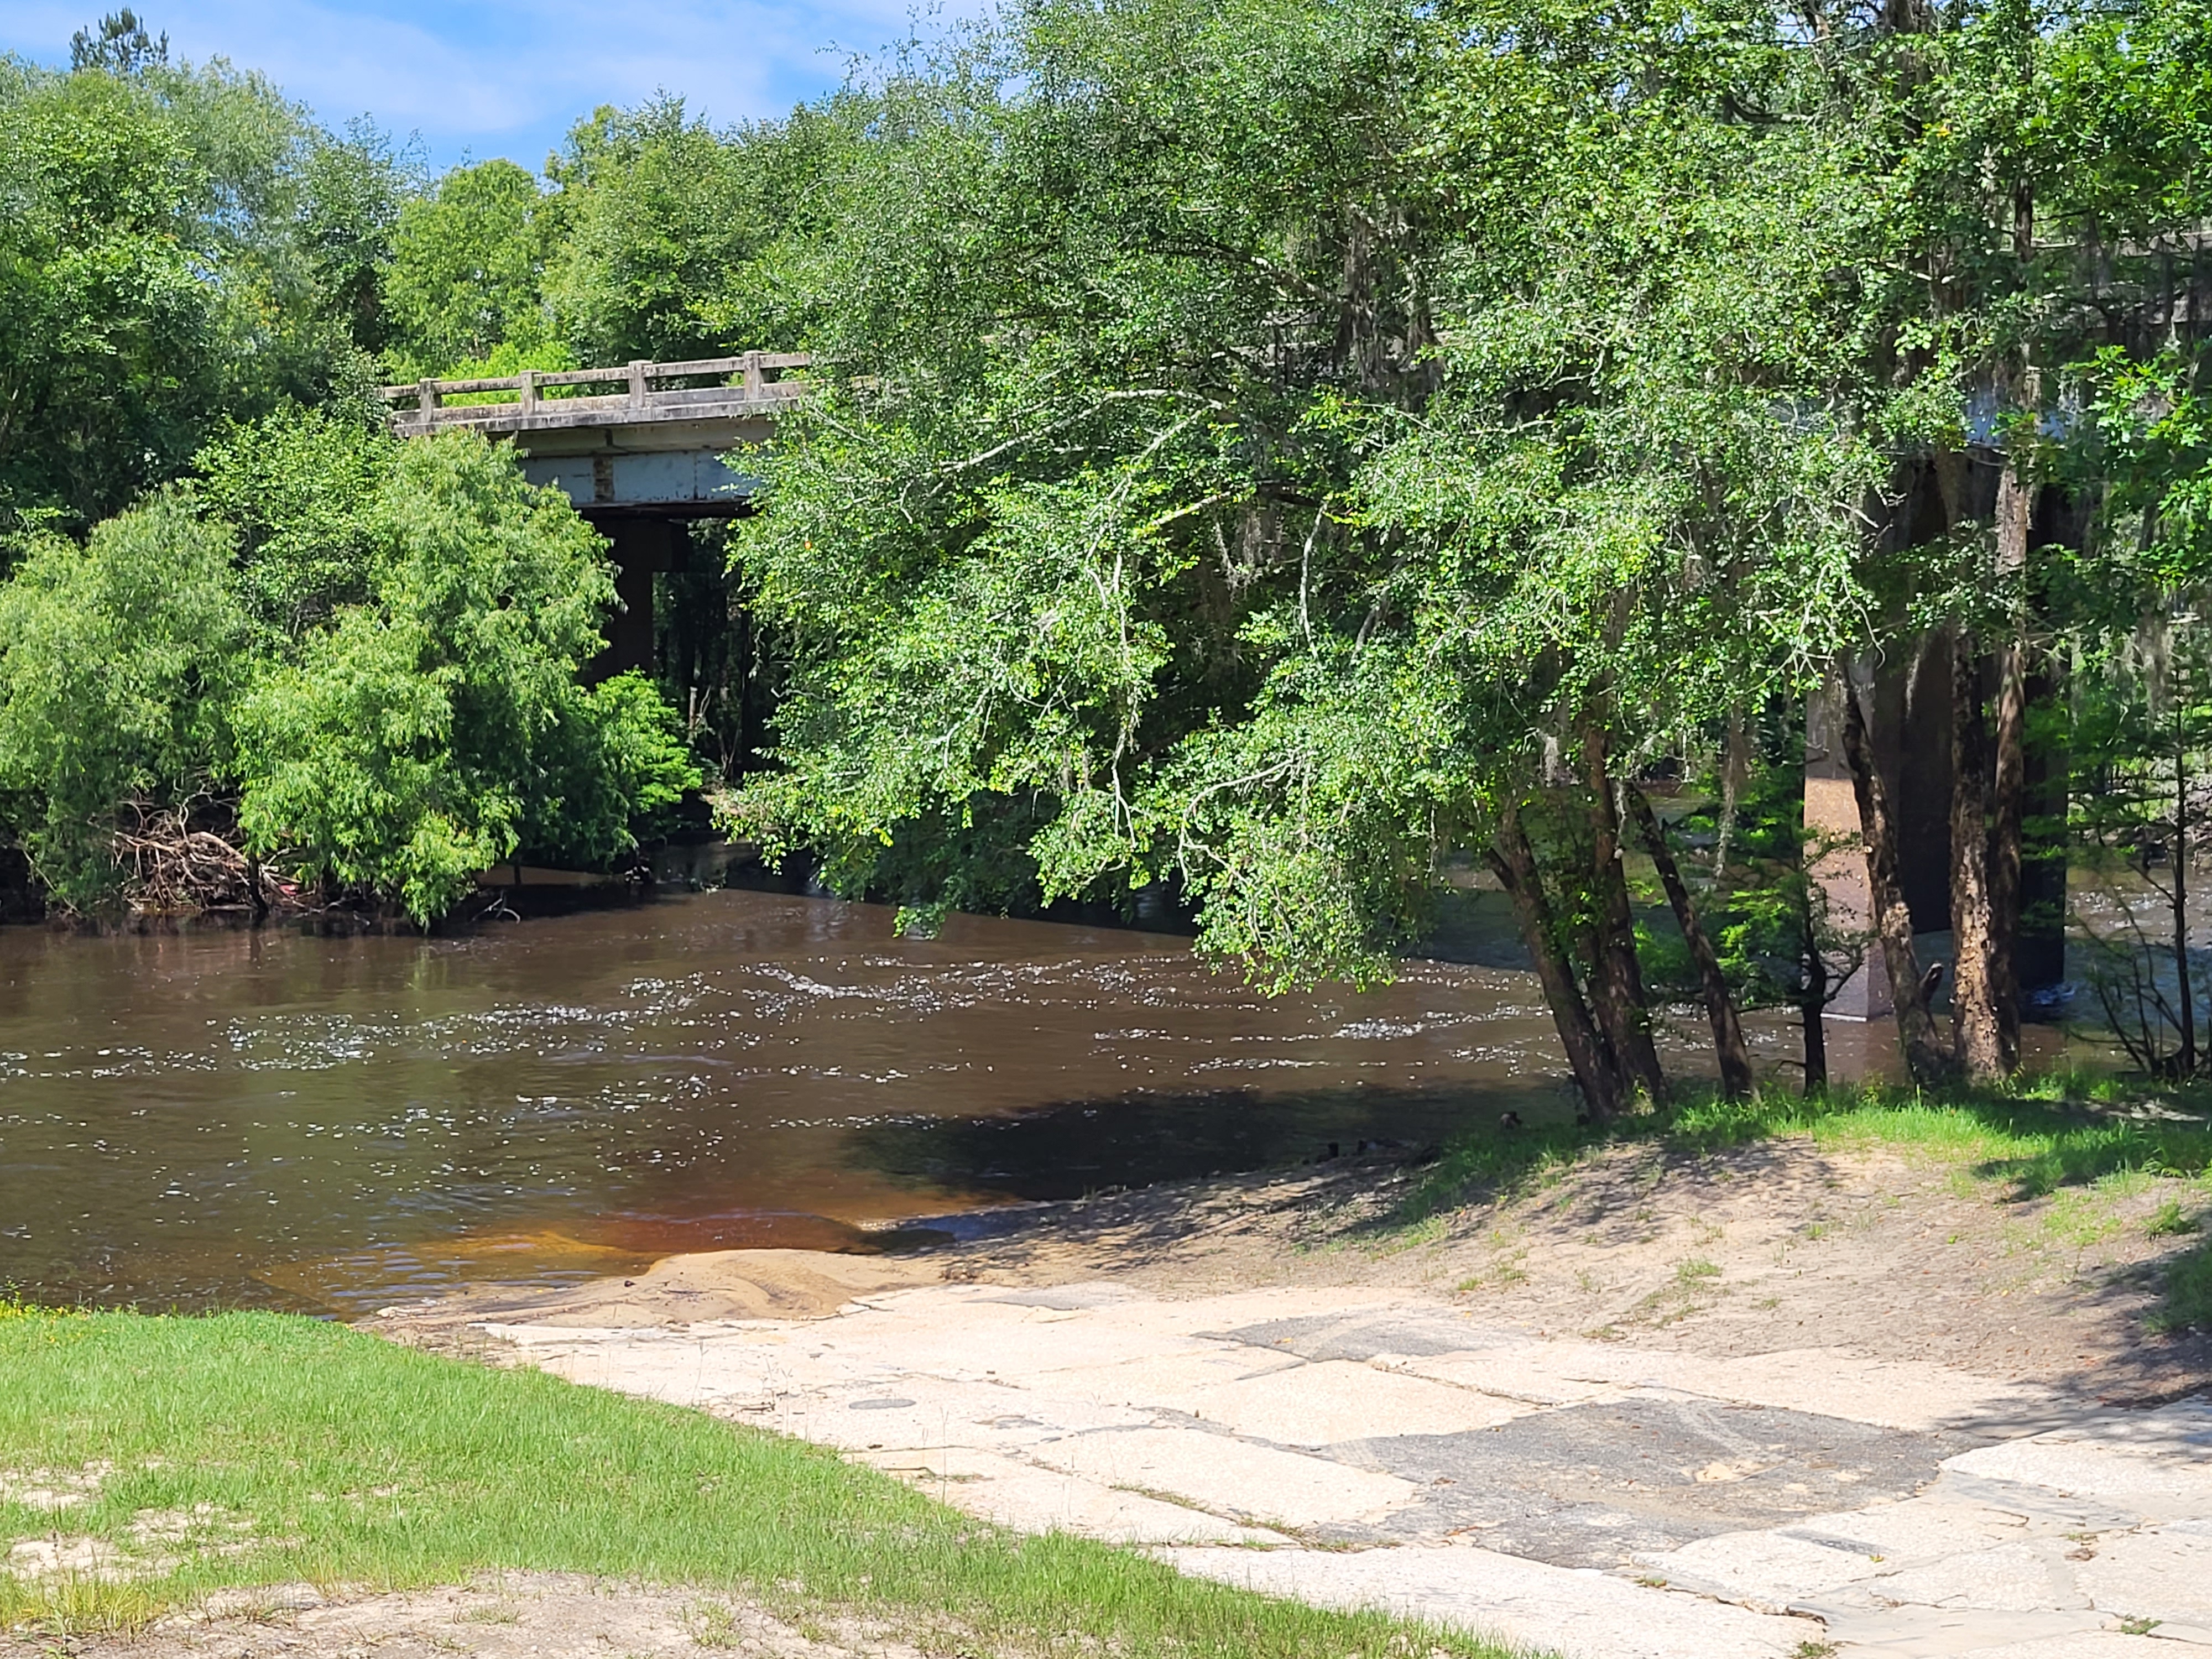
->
1806 644 2068 1026
1806 454 2076 1030
594 517 688 679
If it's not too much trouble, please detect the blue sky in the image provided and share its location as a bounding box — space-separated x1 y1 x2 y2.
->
0 0 965 172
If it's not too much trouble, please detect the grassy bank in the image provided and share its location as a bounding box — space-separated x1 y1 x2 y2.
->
1404 1079 2212 1333
0 1308 1511 1656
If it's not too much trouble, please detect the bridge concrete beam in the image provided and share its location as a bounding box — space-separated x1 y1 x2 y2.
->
512 418 771 518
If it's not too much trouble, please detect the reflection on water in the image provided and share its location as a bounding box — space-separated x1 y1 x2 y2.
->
0 889 1569 1314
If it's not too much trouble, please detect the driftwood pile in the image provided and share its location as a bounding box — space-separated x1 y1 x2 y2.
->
112 797 289 917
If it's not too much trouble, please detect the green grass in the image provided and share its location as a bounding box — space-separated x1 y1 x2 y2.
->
1401 1078 2212 1333
2148 1198 2200 1238
2150 1239 2212 1334
0 1307 1518 1656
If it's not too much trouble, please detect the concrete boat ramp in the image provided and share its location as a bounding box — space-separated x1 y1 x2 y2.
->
440 1280 2211 1659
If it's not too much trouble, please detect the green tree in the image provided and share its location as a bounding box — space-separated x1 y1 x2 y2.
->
0 494 251 906
729 0 1874 1115
383 160 557 377
2053 352 2212 1076
192 405 393 633
0 37 404 538
233 431 698 922
0 418 698 923
729 0 1440 912
1806 0 2212 1083
69 9 166 75
296 119 421 358
547 96 860 363
0 66 224 534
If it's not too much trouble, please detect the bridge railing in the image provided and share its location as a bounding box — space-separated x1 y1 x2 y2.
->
380 353 812 436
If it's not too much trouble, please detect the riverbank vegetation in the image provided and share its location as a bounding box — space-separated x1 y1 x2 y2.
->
0 1307 1502 1656
0 21 700 922
722 0 2212 1112
5 1 2212 1106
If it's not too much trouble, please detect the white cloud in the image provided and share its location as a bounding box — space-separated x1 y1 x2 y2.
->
0 0 977 166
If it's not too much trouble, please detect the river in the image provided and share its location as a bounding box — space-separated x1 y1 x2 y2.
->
0 888 1572 1314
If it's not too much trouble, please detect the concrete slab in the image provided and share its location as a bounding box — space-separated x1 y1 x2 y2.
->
2028 1396 2212 1455
1160 1542 1827 1659
1944 1441 2212 1522
1949 1639 2212 1659
1778 1495 2038 1561
1392 1346 1621 1407
2075 1527 2212 1627
1792 1602 2111 1656
827 1307 1217 1381
463 1286 2211 1659
1202 1308 1520 1364
852 1445 1275 1545
1609 1350 2062 1437
1863 1540 2093 1613
1157 1358 1533 1446
1027 1347 1310 1410
973 1282 1145 1311
1024 1426 1418 1531
1387 1343 2063 1435
1928 1470 2151 1533
766 1378 1154 1454
1632 1526 1888 1611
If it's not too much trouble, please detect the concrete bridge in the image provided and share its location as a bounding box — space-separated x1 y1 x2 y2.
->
382 354 808 669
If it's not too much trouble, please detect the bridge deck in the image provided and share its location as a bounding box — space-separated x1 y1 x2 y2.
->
381 354 809 440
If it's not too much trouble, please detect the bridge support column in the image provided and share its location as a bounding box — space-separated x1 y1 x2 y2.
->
1806 647 1952 1022
1804 676 1887 1022
596 518 684 679
1807 633 2067 1027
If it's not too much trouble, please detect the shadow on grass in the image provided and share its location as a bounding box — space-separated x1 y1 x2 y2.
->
2152 1233 2212 1334
1395 1081 2212 1343
1404 1083 2212 1211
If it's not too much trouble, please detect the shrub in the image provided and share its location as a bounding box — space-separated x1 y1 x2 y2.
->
233 430 700 920
0 494 251 906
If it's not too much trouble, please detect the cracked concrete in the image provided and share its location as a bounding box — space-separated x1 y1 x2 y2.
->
411 1282 2211 1659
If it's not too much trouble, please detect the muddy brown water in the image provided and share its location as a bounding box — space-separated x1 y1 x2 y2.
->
0 888 1589 1316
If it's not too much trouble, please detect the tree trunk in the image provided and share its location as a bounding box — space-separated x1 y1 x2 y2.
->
1798 881 1829 1095
1949 625 2006 1083
1989 622 2027 1073
1986 179 2036 1074
2174 715 2195 1077
1489 807 1626 1120
1714 707 1750 882
1585 733 1668 1104
1625 784 1755 1099
1841 675 1954 1083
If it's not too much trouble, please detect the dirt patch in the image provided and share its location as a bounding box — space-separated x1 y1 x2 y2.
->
6 1505 269 1586
875 1136 2212 1403
0 1465 111 1514
8 1574 961 1659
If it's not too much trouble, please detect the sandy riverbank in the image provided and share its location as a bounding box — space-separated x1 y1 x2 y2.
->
356 1130 2212 1659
